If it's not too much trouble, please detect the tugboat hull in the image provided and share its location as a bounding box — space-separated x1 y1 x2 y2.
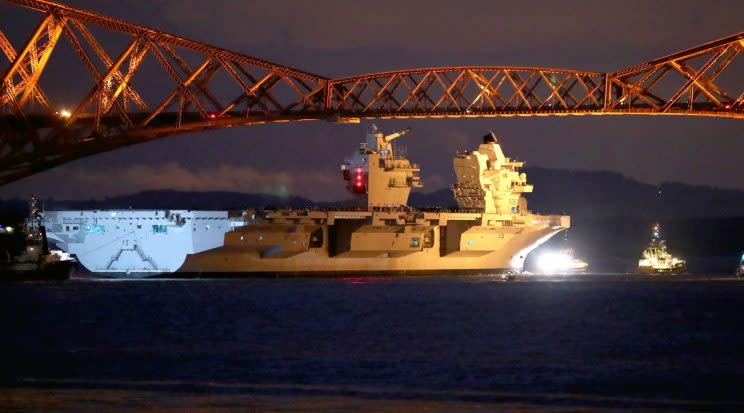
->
0 260 73 282
637 264 686 275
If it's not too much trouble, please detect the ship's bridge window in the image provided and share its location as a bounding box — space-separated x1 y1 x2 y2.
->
85 224 105 233
410 237 420 248
152 225 168 234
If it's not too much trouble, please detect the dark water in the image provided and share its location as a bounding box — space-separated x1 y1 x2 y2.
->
2 274 744 411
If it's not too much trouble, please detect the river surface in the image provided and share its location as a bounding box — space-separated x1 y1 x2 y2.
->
2 274 744 412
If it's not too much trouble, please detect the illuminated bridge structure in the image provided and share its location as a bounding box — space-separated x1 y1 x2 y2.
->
1 0 744 184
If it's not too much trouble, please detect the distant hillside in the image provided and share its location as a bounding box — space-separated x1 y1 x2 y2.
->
36 191 316 211
408 167 744 219
1 167 743 218
524 167 744 219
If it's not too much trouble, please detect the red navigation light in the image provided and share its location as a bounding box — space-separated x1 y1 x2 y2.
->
208 113 217 119
355 182 363 187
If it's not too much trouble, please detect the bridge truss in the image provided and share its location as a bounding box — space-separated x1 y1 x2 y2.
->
1 0 744 184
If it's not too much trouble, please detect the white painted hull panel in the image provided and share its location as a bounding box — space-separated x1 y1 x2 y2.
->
42 210 235 274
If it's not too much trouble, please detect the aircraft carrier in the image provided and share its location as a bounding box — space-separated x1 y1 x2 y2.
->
179 127 570 276
42 127 569 277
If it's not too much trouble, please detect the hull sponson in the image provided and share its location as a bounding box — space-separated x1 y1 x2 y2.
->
42 210 238 274
167 268 513 278
180 211 569 275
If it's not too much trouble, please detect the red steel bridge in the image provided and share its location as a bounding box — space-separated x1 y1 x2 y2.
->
1 0 744 184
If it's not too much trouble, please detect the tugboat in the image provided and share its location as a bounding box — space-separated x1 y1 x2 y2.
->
637 223 686 274
1 197 74 281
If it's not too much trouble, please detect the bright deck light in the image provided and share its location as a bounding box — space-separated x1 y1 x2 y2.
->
537 251 572 273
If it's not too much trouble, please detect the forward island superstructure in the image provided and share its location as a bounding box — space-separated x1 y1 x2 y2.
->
180 128 570 276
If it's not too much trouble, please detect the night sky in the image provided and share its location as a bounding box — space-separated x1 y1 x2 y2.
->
1 0 744 201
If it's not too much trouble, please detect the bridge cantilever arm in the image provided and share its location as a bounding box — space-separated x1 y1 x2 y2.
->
2 0 328 83
1 0 744 188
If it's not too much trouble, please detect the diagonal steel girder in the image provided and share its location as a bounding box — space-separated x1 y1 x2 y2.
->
1 0 744 187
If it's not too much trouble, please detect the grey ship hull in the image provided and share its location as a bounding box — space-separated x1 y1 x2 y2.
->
180 210 569 277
